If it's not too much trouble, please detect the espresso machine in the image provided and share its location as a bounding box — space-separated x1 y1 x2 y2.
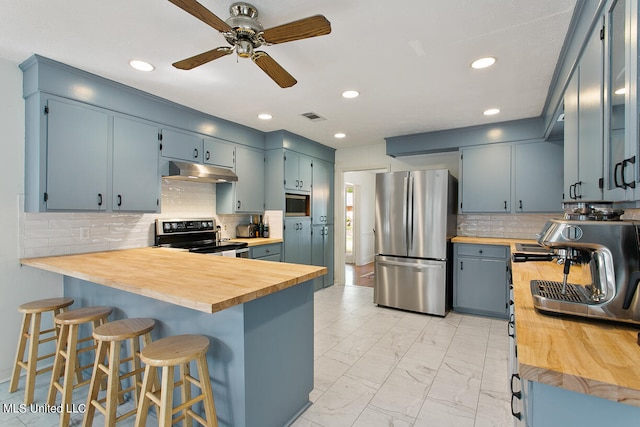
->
514 202 640 325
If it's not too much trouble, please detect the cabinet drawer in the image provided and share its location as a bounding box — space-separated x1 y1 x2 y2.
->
456 244 507 259
251 243 281 259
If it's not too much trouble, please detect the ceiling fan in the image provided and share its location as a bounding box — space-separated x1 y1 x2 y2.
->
168 0 332 88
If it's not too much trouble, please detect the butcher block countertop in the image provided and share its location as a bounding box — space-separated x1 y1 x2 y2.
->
451 236 538 246
453 235 640 405
229 237 283 246
20 247 326 314
511 258 640 405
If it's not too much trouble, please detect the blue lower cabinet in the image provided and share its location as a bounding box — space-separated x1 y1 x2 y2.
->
249 243 282 261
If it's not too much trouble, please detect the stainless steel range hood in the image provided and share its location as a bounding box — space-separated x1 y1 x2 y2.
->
164 161 238 183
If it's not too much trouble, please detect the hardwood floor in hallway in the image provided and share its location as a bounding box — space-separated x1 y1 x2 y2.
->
345 262 374 287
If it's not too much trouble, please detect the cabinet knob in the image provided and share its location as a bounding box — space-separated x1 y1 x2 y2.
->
117 194 122 207
194 148 199 159
205 150 211 161
97 193 103 206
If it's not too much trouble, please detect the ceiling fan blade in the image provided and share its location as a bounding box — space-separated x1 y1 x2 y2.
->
262 15 331 45
252 51 297 88
172 47 233 70
168 0 232 33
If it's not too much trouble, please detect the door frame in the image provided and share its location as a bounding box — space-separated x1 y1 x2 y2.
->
334 166 389 286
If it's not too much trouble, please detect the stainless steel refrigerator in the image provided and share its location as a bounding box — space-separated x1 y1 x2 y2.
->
374 169 457 315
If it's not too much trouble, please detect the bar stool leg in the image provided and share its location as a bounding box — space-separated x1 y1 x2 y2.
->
181 362 192 427
196 353 218 427
60 323 80 427
159 365 175 427
105 339 122 424
135 365 156 427
82 339 108 427
9 313 34 396
47 323 69 406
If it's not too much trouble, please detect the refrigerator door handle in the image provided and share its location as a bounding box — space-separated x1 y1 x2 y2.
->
407 174 414 252
403 175 410 250
377 259 443 270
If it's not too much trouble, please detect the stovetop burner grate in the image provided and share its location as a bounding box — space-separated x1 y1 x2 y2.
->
531 280 590 303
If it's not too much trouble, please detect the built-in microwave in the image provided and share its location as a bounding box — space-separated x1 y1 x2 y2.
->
285 193 310 216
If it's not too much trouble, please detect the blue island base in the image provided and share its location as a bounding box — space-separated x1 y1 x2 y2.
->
64 277 314 427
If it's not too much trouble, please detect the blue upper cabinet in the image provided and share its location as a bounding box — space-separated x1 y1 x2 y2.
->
160 128 203 162
44 99 109 211
112 116 160 212
285 150 313 193
460 144 511 213
204 138 235 169
21 55 264 213
216 145 265 214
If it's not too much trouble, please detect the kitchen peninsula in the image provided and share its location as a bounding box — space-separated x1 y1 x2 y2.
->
20 247 326 427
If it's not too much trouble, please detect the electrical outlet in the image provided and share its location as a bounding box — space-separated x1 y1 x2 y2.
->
80 227 90 239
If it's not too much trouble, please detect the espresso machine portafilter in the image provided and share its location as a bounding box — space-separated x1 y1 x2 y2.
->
512 202 640 325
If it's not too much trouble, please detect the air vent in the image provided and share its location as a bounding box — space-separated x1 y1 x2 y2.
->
301 112 326 122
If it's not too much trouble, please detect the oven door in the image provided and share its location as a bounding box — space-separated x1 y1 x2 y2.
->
236 248 249 258
206 250 237 257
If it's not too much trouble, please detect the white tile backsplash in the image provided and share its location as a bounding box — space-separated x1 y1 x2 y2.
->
456 213 557 239
19 179 270 258
457 208 640 239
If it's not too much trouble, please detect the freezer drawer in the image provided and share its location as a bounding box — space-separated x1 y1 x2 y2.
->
374 255 449 316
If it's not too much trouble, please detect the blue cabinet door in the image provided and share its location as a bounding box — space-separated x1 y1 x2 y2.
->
204 137 235 169
160 128 202 162
461 145 511 213
312 159 333 225
514 142 563 213
235 145 264 213
46 99 108 210
112 116 160 212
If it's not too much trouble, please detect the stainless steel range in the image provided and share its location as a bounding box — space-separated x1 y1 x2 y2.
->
155 218 249 257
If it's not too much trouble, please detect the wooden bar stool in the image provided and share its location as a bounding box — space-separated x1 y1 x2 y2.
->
9 297 75 405
135 334 218 427
82 318 156 427
47 306 113 427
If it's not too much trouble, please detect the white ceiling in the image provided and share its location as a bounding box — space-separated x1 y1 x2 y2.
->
0 0 577 149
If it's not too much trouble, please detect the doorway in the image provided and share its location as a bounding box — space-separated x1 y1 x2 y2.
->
345 183 354 264
343 170 383 287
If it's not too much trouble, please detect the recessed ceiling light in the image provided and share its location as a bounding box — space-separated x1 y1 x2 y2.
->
615 87 626 95
483 108 500 116
258 113 272 120
342 90 360 99
471 57 496 69
334 133 346 139
129 59 155 72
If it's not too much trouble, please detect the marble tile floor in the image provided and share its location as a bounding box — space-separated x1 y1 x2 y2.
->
0 377 156 426
293 284 511 427
1 284 510 427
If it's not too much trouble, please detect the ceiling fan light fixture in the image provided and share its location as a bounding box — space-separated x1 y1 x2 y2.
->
342 90 360 99
236 39 254 58
129 59 155 72
471 57 496 69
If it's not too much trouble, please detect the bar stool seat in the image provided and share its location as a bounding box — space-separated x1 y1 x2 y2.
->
9 297 74 405
83 318 155 427
48 305 113 427
135 334 218 427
